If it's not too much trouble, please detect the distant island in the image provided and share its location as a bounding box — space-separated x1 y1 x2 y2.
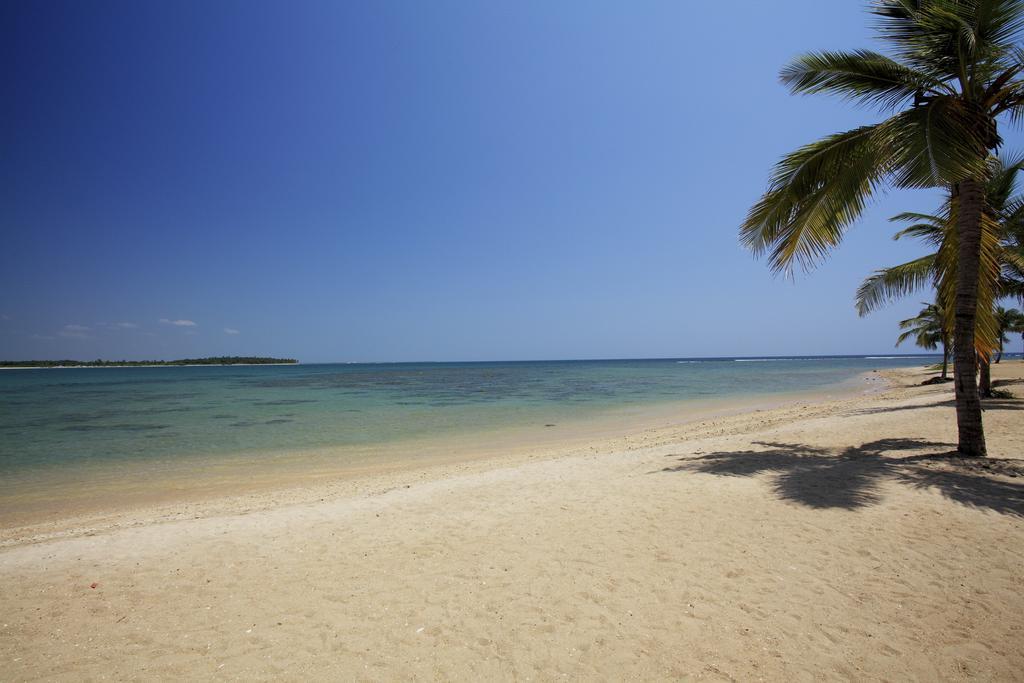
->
0 356 298 368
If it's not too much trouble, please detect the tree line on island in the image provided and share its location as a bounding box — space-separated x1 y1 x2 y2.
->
742 0 1024 457
1 357 298 368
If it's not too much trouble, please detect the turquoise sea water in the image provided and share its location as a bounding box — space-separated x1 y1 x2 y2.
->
0 356 942 485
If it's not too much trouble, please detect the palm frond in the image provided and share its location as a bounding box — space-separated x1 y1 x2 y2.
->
856 254 938 315
1004 98 1024 126
889 211 945 223
741 125 889 274
1002 194 1024 228
1001 248 1024 301
983 152 1024 210
872 0 1024 83
983 62 1024 108
892 222 946 244
780 50 953 108
972 0 1024 53
885 96 995 188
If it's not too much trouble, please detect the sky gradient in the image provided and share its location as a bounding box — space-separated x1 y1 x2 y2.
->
4 1 1020 362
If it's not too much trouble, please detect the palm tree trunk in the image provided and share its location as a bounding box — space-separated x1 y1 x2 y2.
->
995 341 1003 364
952 179 987 457
941 343 949 380
979 355 992 398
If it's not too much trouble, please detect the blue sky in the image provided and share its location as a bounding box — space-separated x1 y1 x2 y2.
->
2 1 1018 362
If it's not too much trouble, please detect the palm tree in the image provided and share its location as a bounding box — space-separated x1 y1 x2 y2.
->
856 155 1024 330
980 346 995 396
1012 310 1024 355
1001 211 1024 300
995 305 1024 360
897 302 952 377
855 156 1024 399
741 1 1024 457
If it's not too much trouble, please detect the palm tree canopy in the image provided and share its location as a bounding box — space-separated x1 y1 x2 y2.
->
896 302 946 349
742 0 1024 275
854 155 1024 354
996 305 1024 341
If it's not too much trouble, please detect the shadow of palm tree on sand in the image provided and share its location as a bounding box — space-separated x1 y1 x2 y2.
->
848 398 1024 416
660 438 1024 516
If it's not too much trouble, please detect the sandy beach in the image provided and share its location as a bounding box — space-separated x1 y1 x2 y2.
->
1 363 1022 680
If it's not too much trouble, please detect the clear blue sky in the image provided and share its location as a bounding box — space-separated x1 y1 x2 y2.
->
3 1 1018 362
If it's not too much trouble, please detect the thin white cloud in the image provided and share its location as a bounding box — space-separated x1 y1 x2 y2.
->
224 327 240 335
159 318 197 327
59 324 92 339
94 321 138 330
1 314 10 321
30 333 55 340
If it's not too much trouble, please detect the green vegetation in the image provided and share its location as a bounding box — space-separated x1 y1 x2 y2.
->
854 155 1024 391
856 156 1024 332
896 302 952 380
740 0 1024 457
995 305 1024 361
0 357 298 368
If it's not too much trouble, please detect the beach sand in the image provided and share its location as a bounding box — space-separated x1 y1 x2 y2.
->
1 363 1022 680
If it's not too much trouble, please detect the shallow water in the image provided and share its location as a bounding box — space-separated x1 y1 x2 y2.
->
0 356 939 480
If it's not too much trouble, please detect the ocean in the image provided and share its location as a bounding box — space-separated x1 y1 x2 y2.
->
0 355 944 521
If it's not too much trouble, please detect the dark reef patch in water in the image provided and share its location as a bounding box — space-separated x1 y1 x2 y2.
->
128 392 202 402
61 423 172 432
229 418 295 427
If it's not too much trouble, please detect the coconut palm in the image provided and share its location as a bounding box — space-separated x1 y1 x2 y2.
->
1002 203 1024 299
897 301 952 377
995 305 1024 360
1010 308 1024 355
855 157 1024 399
855 155 1024 327
741 1 1024 456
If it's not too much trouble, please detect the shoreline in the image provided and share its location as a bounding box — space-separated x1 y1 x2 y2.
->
1 362 1022 679
0 369 888 544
